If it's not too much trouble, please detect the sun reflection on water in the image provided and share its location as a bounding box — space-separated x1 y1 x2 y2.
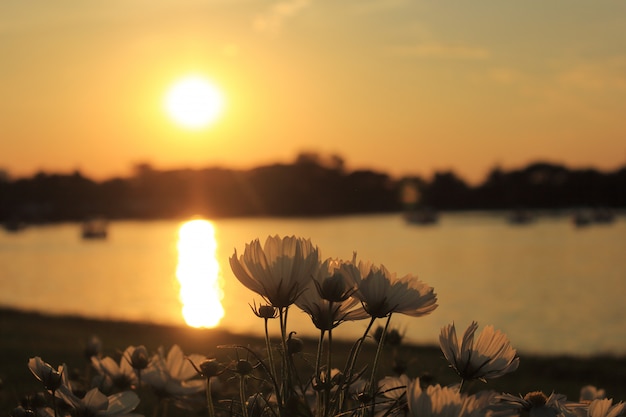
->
176 219 224 328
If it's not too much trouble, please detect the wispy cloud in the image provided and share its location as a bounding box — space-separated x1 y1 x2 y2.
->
253 0 311 35
488 67 525 84
389 42 490 59
557 57 626 91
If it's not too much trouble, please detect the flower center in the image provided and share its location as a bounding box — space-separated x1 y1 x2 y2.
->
524 391 548 407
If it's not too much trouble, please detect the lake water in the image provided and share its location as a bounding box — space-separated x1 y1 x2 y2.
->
1 212 625 356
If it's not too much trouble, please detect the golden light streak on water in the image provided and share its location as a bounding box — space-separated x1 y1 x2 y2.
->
176 219 224 328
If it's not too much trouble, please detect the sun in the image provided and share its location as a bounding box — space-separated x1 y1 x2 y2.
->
164 76 225 129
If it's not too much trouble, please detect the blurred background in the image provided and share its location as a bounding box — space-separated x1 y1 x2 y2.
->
1 0 625 357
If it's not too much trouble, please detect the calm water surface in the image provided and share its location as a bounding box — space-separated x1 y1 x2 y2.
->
1 212 625 356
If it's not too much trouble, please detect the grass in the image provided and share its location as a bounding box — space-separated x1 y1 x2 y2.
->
2 307 626 415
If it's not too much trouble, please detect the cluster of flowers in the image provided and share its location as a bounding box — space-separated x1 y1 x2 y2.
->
16 236 626 417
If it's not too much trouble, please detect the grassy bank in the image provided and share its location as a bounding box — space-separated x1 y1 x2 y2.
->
2 307 625 414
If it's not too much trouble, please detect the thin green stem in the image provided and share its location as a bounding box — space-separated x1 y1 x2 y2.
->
239 376 249 417
315 329 325 417
279 307 292 405
325 327 333 417
338 316 376 412
346 317 376 377
264 318 277 383
206 377 215 417
368 314 393 416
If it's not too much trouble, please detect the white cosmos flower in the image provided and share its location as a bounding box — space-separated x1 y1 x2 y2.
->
585 399 626 417
92 346 138 391
490 391 581 417
371 374 412 417
407 379 464 417
142 345 205 398
229 235 320 308
28 357 64 393
439 321 519 382
345 261 437 318
295 257 368 330
56 387 141 417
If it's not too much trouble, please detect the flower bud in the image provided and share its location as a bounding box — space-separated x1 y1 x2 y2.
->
235 359 254 376
83 335 102 360
287 336 304 355
199 359 220 378
130 345 150 370
251 302 278 319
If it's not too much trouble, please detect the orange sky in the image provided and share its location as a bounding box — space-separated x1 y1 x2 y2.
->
1 1 625 184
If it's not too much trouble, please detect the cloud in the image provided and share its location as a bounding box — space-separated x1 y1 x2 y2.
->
557 57 626 92
488 67 525 84
389 42 490 59
253 0 311 35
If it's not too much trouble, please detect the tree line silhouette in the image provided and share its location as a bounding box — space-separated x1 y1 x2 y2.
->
1 152 624 223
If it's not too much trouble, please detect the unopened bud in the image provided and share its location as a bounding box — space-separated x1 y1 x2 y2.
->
83 335 102 360
130 346 150 370
199 359 220 378
287 336 304 355
235 359 254 376
259 305 278 319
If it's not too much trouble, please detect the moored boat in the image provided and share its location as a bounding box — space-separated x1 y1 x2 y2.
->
82 218 108 239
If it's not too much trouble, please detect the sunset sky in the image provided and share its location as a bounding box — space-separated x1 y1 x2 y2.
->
2 0 625 184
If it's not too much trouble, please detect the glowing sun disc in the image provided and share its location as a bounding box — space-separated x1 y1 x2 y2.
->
165 76 224 129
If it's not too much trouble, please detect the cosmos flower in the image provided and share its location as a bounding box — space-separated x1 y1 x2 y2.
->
439 322 519 382
56 386 141 417
141 345 206 398
583 398 626 417
490 391 580 417
229 235 320 308
28 357 64 393
406 378 464 417
372 374 412 417
127 345 150 372
295 257 368 331
91 346 139 391
344 260 437 318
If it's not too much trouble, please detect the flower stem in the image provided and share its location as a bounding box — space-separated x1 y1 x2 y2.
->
279 307 291 405
315 329 325 417
338 316 376 412
264 318 277 384
240 376 249 417
206 377 215 417
368 314 393 415
346 317 376 377
325 327 333 417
